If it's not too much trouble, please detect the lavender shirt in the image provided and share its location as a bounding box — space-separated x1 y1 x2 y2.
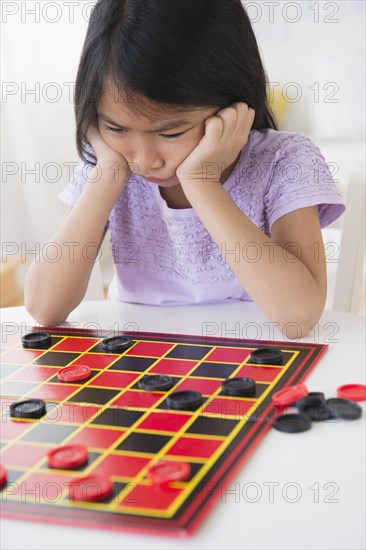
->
58 129 345 305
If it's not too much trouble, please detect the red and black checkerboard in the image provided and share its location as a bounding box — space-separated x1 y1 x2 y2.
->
0 325 327 536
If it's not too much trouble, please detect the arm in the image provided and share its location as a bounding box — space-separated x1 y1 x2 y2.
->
24 128 131 325
176 103 327 338
179 179 326 338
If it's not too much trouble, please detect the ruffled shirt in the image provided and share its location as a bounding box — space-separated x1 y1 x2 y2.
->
58 129 345 305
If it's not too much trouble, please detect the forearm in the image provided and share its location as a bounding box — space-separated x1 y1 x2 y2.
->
182 181 325 336
25 174 123 325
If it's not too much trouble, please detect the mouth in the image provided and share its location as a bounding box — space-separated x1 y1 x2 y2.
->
141 175 173 183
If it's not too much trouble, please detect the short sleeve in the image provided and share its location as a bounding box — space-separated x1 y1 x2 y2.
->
57 155 95 208
264 134 346 232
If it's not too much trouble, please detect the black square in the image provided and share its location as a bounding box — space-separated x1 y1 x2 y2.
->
109 356 156 372
186 416 238 436
0 381 38 397
92 408 144 428
192 362 237 378
165 345 211 360
67 387 120 405
116 432 170 454
2 469 25 484
32 352 80 367
21 423 77 444
0 364 24 379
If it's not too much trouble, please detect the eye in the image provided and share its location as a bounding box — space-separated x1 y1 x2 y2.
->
161 132 185 139
104 125 126 134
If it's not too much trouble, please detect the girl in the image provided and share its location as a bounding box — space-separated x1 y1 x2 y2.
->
25 0 345 339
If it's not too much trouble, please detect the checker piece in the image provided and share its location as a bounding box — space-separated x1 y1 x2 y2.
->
10 399 46 419
222 377 256 397
295 392 333 421
337 384 366 402
138 374 174 391
101 336 133 353
57 365 91 383
21 332 51 349
147 461 191 487
273 413 312 433
0 466 7 487
167 390 203 411
326 398 362 420
48 445 88 469
250 347 283 365
69 474 113 502
272 384 308 406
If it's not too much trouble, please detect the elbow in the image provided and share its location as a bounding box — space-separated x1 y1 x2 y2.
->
277 307 325 341
24 295 69 327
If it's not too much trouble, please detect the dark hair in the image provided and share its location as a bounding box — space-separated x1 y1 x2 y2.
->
75 0 278 163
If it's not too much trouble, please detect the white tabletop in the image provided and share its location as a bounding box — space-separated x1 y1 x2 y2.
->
1 301 365 550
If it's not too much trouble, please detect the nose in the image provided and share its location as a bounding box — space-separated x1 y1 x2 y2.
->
130 142 164 174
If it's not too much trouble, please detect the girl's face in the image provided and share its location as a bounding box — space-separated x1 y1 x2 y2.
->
97 86 218 187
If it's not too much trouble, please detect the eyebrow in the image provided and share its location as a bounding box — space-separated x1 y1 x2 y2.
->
97 112 192 133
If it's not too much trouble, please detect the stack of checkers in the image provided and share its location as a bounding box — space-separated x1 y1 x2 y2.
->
272 383 366 433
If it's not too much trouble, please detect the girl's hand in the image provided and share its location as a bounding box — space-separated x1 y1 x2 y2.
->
176 102 255 185
86 124 132 188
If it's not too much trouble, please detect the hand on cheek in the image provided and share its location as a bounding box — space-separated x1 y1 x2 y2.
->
176 103 255 185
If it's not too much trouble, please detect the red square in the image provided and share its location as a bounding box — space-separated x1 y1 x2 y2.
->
166 436 223 459
175 377 222 395
52 337 100 352
0 419 34 440
236 364 282 382
118 483 181 510
8 366 59 382
70 354 119 370
111 390 163 409
93 454 150 478
205 347 252 363
1 443 51 468
67 426 124 450
90 371 139 389
9 472 74 501
26 384 77 401
202 397 255 419
45 403 101 424
138 411 192 432
126 341 174 357
1 349 44 364
149 359 198 376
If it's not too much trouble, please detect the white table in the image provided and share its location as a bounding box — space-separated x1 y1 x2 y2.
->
1 301 365 550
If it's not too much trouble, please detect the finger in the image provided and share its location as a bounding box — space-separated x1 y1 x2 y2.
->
205 115 225 141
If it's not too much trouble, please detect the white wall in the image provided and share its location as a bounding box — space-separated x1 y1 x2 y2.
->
1 0 365 292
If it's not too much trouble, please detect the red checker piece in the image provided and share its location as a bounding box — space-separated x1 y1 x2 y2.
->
48 444 88 469
337 384 366 402
272 384 308 406
69 474 113 502
0 466 7 487
57 365 91 383
147 461 191 487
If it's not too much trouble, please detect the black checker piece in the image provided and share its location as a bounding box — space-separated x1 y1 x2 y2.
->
192 362 238 379
131 375 181 391
92 408 144 428
18 335 63 350
32 352 80 367
67 387 120 405
21 423 77 444
116 433 170 454
218 382 267 399
186 416 239 437
165 345 211 360
109 356 157 372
